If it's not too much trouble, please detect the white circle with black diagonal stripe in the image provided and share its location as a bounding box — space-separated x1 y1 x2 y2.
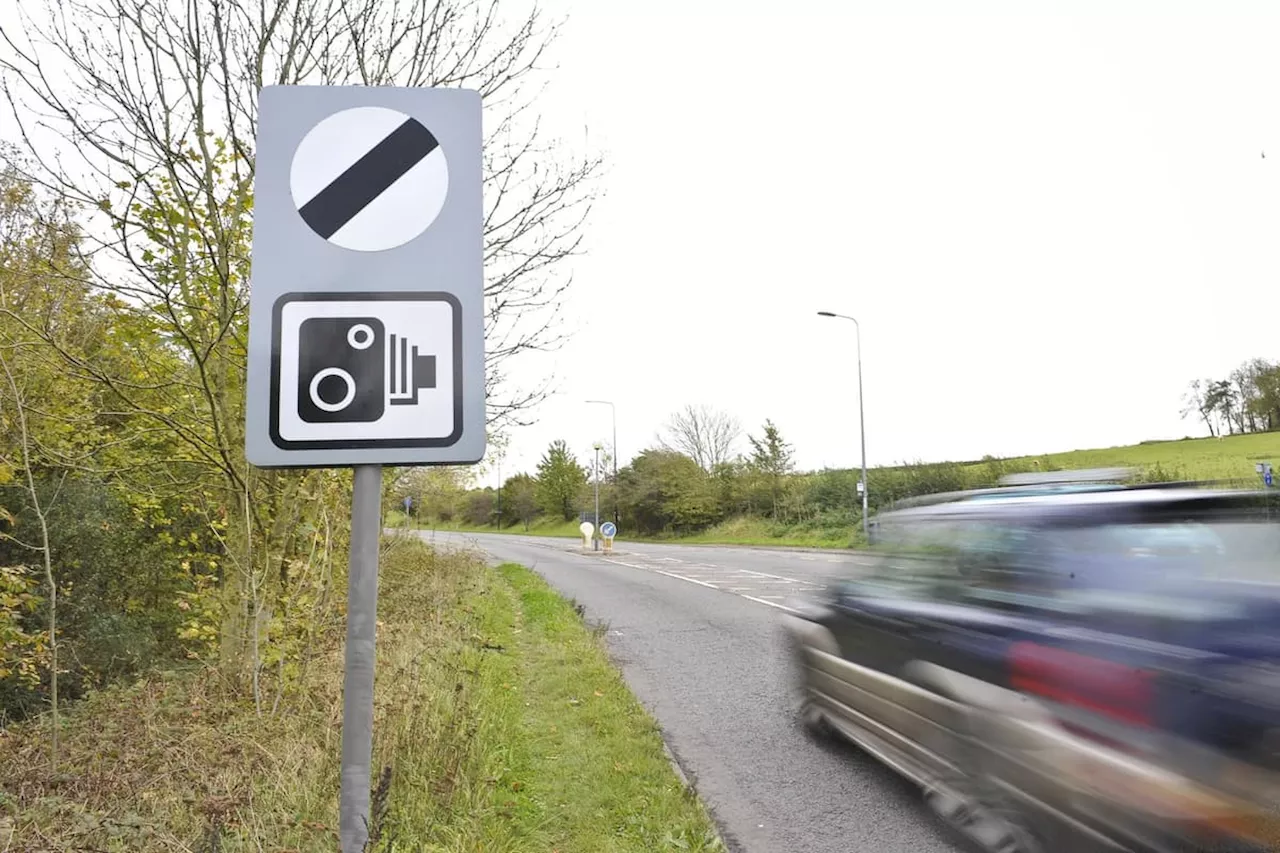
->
289 106 450 253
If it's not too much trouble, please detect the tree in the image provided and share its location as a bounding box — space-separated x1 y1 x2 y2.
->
1182 361 1280 436
616 449 720 535
535 440 586 521
1204 380 1238 435
502 473 539 530
748 419 794 518
1248 361 1280 431
658 404 740 472
400 467 470 525
1181 379 1218 437
462 489 496 527
0 0 600 429
0 0 601 698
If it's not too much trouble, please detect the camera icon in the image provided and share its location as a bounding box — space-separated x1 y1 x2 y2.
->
297 317 437 423
297 317 388 422
270 292 460 449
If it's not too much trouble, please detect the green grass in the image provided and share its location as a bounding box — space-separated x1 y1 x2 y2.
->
964 431 1280 482
0 539 723 852
662 516 855 549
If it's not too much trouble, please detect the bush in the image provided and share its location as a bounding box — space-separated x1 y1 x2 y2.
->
0 475 202 720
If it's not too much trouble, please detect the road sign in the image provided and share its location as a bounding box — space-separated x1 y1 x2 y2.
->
1268 471 1274 487
600 521 617 538
579 521 594 538
244 85 483 853
245 86 484 467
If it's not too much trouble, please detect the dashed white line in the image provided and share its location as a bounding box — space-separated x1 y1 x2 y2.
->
657 570 719 589
602 558 720 590
732 567 810 582
741 594 798 613
595 556 816 613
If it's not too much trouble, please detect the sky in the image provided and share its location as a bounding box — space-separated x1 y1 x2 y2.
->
494 0 1280 483
1 1 1278 485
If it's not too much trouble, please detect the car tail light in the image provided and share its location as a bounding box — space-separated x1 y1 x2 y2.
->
1009 641 1154 730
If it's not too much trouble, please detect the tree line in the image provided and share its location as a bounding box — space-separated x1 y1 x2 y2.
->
395 404 1188 541
1182 358 1280 436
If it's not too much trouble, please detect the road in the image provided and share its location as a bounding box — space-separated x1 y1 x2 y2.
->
414 530 965 853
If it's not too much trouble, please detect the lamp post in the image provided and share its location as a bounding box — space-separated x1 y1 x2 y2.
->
817 311 869 542
592 442 603 550
586 400 618 526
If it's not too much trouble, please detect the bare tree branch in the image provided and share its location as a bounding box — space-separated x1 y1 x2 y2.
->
658 405 742 472
0 0 602 428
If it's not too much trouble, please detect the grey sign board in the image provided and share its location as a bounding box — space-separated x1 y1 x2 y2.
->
245 85 485 467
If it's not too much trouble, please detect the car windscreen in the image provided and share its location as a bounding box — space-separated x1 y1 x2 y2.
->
1039 518 1280 620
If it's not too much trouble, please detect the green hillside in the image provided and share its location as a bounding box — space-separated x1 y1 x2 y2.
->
965 431 1279 483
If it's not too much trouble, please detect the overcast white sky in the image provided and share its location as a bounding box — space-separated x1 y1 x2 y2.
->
2 1 1278 484
492 0 1280 483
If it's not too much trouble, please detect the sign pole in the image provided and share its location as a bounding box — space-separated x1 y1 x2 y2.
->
340 463 384 852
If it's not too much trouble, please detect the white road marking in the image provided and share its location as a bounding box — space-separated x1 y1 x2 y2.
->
602 558 720 590
731 567 810 582
741 594 799 613
593 555 824 613
656 570 719 589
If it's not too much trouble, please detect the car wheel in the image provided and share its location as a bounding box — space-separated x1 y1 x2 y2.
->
917 693 1043 853
923 777 1042 853
798 693 834 739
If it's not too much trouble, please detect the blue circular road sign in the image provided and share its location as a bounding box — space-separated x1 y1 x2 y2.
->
600 521 617 538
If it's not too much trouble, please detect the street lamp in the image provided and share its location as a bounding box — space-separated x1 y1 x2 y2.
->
585 399 618 526
592 441 603 550
817 311 869 542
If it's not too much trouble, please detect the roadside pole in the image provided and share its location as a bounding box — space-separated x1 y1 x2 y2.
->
593 442 602 552
340 464 382 850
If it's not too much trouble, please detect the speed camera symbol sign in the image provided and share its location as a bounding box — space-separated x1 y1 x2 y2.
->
244 86 484 468
269 292 462 450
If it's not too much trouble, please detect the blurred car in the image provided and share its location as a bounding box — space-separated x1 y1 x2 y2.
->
784 473 1280 853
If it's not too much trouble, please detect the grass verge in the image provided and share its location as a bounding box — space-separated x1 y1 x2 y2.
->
0 538 723 852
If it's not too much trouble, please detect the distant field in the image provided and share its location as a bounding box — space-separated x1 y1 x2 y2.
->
973 431 1280 483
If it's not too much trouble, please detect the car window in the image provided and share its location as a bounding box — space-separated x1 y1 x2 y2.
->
861 515 1082 613
853 517 1053 607
1037 520 1280 621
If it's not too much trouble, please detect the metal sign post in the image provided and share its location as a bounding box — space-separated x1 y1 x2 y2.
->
340 464 382 849
245 85 484 853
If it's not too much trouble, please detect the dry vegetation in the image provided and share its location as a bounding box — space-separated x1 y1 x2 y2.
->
0 539 723 852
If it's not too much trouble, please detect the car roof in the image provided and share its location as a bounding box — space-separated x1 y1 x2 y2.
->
875 486 1270 527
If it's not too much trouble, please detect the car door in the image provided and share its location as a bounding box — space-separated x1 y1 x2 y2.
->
823 518 974 737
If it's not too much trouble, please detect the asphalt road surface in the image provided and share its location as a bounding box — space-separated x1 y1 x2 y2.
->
413 530 966 853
